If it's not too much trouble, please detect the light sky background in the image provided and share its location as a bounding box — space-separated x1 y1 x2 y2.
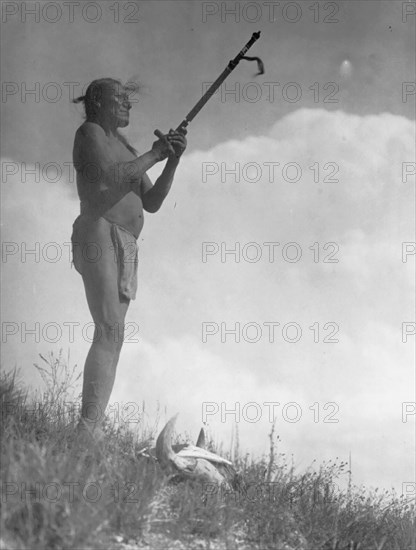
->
1 1 415 493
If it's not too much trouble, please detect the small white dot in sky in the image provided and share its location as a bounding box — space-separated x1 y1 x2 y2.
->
340 60 353 78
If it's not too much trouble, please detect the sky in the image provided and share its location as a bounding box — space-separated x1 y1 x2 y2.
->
1 0 415 493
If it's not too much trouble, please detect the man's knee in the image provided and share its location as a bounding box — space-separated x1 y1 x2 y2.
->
94 320 125 346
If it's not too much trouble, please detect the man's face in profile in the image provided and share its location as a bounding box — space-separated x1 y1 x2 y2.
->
100 82 131 128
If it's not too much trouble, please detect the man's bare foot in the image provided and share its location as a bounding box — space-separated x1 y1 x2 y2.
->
73 419 105 455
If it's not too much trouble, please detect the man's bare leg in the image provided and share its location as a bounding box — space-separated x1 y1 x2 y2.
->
79 313 127 430
76 218 129 442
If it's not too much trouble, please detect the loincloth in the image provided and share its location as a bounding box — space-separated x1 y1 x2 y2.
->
71 216 138 301
109 221 138 301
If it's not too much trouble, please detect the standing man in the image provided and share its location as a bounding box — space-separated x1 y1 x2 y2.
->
71 78 187 445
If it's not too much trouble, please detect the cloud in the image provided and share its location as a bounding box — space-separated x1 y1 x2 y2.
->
1 107 414 490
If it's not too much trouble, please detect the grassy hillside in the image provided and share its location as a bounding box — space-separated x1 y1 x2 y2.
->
1 352 414 550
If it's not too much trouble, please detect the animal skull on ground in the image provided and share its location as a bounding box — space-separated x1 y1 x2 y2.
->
153 414 240 489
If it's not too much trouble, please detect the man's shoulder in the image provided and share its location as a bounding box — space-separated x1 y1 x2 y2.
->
76 121 106 141
73 122 110 166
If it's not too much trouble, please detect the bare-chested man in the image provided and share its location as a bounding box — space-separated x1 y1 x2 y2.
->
71 78 187 445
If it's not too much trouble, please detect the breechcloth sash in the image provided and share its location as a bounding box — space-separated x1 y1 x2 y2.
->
109 222 138 301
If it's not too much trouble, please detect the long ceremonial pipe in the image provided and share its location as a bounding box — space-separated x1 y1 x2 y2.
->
154 31 263 140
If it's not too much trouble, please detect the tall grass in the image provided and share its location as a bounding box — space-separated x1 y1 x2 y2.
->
1 352 414 550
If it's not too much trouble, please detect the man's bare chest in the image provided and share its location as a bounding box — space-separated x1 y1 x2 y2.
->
106 134 136 163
